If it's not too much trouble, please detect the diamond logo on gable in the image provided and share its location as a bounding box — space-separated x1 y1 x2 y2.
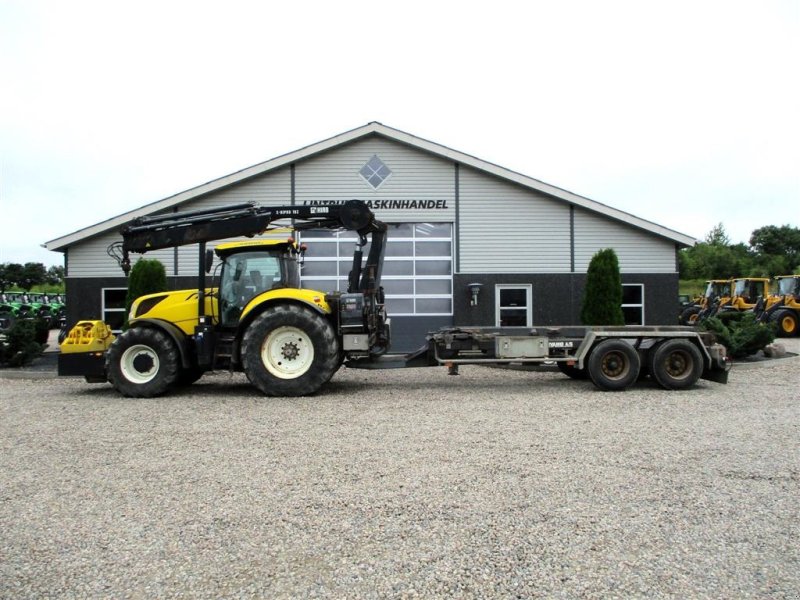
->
359 155 392 189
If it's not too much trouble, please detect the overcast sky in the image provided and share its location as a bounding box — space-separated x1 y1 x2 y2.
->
1 0 798 267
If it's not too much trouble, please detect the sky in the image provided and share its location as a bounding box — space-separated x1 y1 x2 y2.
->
1 0 798 267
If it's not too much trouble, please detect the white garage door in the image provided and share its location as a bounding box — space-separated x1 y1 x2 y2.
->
299 223 453 317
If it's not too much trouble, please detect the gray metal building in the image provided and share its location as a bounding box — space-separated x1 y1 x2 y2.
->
45 123 694 352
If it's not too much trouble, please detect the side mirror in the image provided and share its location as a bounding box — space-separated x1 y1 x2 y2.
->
205 249 214 274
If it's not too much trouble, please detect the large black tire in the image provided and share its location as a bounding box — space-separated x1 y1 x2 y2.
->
647 339 703 390
770 309 798 337
587 339 641 391
241 304 339 397
106 327 180 397
679 306 701 326
556 361 589 380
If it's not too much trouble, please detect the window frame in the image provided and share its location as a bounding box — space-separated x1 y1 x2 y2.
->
621 283 645 325
495 284 533 328
101 287 128 333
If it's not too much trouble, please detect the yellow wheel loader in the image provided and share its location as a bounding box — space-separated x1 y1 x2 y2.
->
679 279 732 325
759 275 800 337
716 277 772 317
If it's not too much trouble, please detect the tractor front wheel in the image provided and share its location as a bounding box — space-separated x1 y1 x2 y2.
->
241 304 339 396
106 327 180 397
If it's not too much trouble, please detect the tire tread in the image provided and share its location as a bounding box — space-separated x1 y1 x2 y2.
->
241 304 338 397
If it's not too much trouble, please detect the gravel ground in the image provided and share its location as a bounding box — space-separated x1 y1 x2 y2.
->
1 344 798 599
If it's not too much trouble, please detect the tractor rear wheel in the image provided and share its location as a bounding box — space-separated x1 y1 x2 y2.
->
106 327 180 397
648 339 703 390
587 339 641 391
770 309 798 337
241 304 339 396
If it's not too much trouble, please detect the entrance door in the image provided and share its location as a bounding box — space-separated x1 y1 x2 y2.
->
495 284 532 327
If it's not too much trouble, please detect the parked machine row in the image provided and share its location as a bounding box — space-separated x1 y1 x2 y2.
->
679 276 800 336
59 200 730 396
0 292 66 330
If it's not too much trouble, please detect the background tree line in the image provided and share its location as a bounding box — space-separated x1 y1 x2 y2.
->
679 224 800 280
0 262 65 292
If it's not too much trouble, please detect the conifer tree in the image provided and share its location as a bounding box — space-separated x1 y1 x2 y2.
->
124 259 167 328
580 248 625 326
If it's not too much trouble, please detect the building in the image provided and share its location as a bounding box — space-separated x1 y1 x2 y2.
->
45 123 694 352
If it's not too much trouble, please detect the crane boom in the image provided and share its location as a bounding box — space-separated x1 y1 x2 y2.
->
116 199 387 294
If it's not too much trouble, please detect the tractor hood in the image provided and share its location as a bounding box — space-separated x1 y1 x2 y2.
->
129 289 218 335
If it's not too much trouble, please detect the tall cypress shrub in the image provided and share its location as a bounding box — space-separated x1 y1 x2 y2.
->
124 259 167 328
580 248 625 326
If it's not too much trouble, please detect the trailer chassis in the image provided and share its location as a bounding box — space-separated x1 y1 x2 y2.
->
346 325 729 391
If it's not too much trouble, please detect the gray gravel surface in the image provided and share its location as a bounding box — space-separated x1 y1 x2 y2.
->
1 349 798 599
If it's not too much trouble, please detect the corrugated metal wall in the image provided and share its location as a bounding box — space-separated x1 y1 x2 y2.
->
68 231 176 278
458 166 571 273
67 169 291 277
65 137 676 279
573 208 676 273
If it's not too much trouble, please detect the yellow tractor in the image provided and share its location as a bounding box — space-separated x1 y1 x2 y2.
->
60 200 391 397
759 275 800 337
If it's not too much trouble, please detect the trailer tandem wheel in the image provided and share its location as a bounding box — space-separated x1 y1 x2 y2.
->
647 339 703 390
587 339 641 391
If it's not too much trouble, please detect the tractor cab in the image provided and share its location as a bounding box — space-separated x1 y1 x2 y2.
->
214 239 302 325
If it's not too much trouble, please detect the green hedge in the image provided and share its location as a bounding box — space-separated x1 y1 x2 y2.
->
702 313 775 359
0 319 44 367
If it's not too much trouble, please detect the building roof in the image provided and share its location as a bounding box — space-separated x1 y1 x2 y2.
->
44 122 696 250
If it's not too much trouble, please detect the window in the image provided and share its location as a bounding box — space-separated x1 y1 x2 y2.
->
358 155 392 189
299 223 453 316
102 288 128 332
496 284 532 327
622 284 644 325
219 251 285 325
